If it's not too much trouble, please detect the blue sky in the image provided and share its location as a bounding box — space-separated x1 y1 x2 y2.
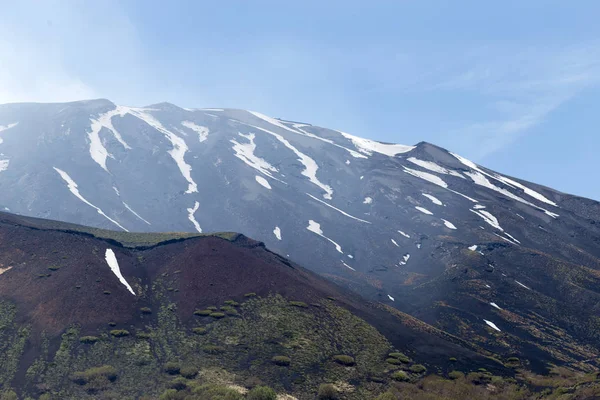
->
1 1 599 200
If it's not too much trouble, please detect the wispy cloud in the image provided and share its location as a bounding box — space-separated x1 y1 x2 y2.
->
427 43 600 158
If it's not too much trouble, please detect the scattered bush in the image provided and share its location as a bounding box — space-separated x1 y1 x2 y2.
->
289 301 308 308
193 309 212 316
103 290 111 295
164 361 180 375
168 377 188 391
192 327 207 335
388 352 411 363
386 357 402 365
207 306 218 311
271 356 291 366
375 393 396 400
158 389 180 400
209 312 226 319
79 336 99 344
136 332 152 339
180 365 198 379
140 307 152 314
333 355 355 366
224 300 239 306
410 364 427 373
71 365 118 387
317 384 338 400
108 322 117 327
109 329 130 337
448 370 464 380
392 371 410 381
48 265 61 271
244 292 257 297
189 384 243 400
0 390 18 400
449 357 457 362
203 345 225 354
247 386 277 400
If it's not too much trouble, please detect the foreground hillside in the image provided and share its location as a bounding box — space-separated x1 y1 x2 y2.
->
0 212 599 399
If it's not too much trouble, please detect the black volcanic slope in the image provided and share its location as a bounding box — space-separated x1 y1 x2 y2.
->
0 211 511 399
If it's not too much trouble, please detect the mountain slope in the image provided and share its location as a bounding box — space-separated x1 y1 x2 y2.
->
1 100 600 376
0 212 510 399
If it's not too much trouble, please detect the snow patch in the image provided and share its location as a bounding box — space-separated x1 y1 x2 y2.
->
87 106 132 172
388 294 395 301
255 175 272 189
468 245 478 251
105 249 135 295
345 160 350 165
123 202 151 225
484 319 501 332
398 230 410 238
403 167 448 188
471 209 503 231
391 239 399 247
363 197 373 204
127 108 198 193
342 261 355 271
474 204 486 209
113 186 120 196
53 167 128 231
273 226 282 240
251 125 333 199
490 302 501 310
422 193 443 206
407 157 464 178
231 132 281 180
306 193 371 223
181 121 209 142
0 122 18 144
442 219 457 229
0 159 9 172
306 220 343 253
415 206 433 215
515 280 531 290
187 201 202 233
339 131 415 156
0 266 12 275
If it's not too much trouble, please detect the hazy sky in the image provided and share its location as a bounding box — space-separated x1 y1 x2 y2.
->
1 0 599 200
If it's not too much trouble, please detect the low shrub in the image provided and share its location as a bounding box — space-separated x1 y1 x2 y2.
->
247 386 277 400
192 327 207 335
448 370 464 380
180 365 198 379
164 361 180 375
271 356 291 366
71 365 118 386
317 383 338 400
140 307 152 314
244 292 257 297
109 330 130 337
168 377 188 391
375 393 396 400
386 358 402 365
48 265 61 271
410 364 427 373
79 336 99 344
224 300 239 306
333 355 355 366
392 371 410 382
136 332 152 339
108 322 117 327
193 309 212 316
103 291 111 295
207 306 218 311
449 357 457 362
203 345 225 354
388 352 411 363
209 312 226 319
289 301 308 308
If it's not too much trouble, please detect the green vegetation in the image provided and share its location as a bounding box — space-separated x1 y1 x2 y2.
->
391 371 410 381
409 364 427 373
271 355 291 366
192 327 207 335
109 329 130 337
289 301 308 308
103 290 111 295
333 354 355 366
163 361 180 375
209 312 226 319
202 345 225 354
79 336 99 344
247 386 277 400
48 265 61 271
244 292 257 297
193 309 212 316
140 307 152 314
388 352 410 363
317 383 339 399
179 365 198 379
224 300 239 306
71 365 118 392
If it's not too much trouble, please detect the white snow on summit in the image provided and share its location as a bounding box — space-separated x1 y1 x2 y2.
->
231 132 280 180
105 249 135 296
187 201 202 233
422 193 443 206
441 219 457 229
339 131 415 157
307 220 343 253
484 319 501 332
255 175 272 189
181 121 209 142
273 226 282 240
53 167 128 231
407 157 464 178
415 206 433 215
251 125 333 200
